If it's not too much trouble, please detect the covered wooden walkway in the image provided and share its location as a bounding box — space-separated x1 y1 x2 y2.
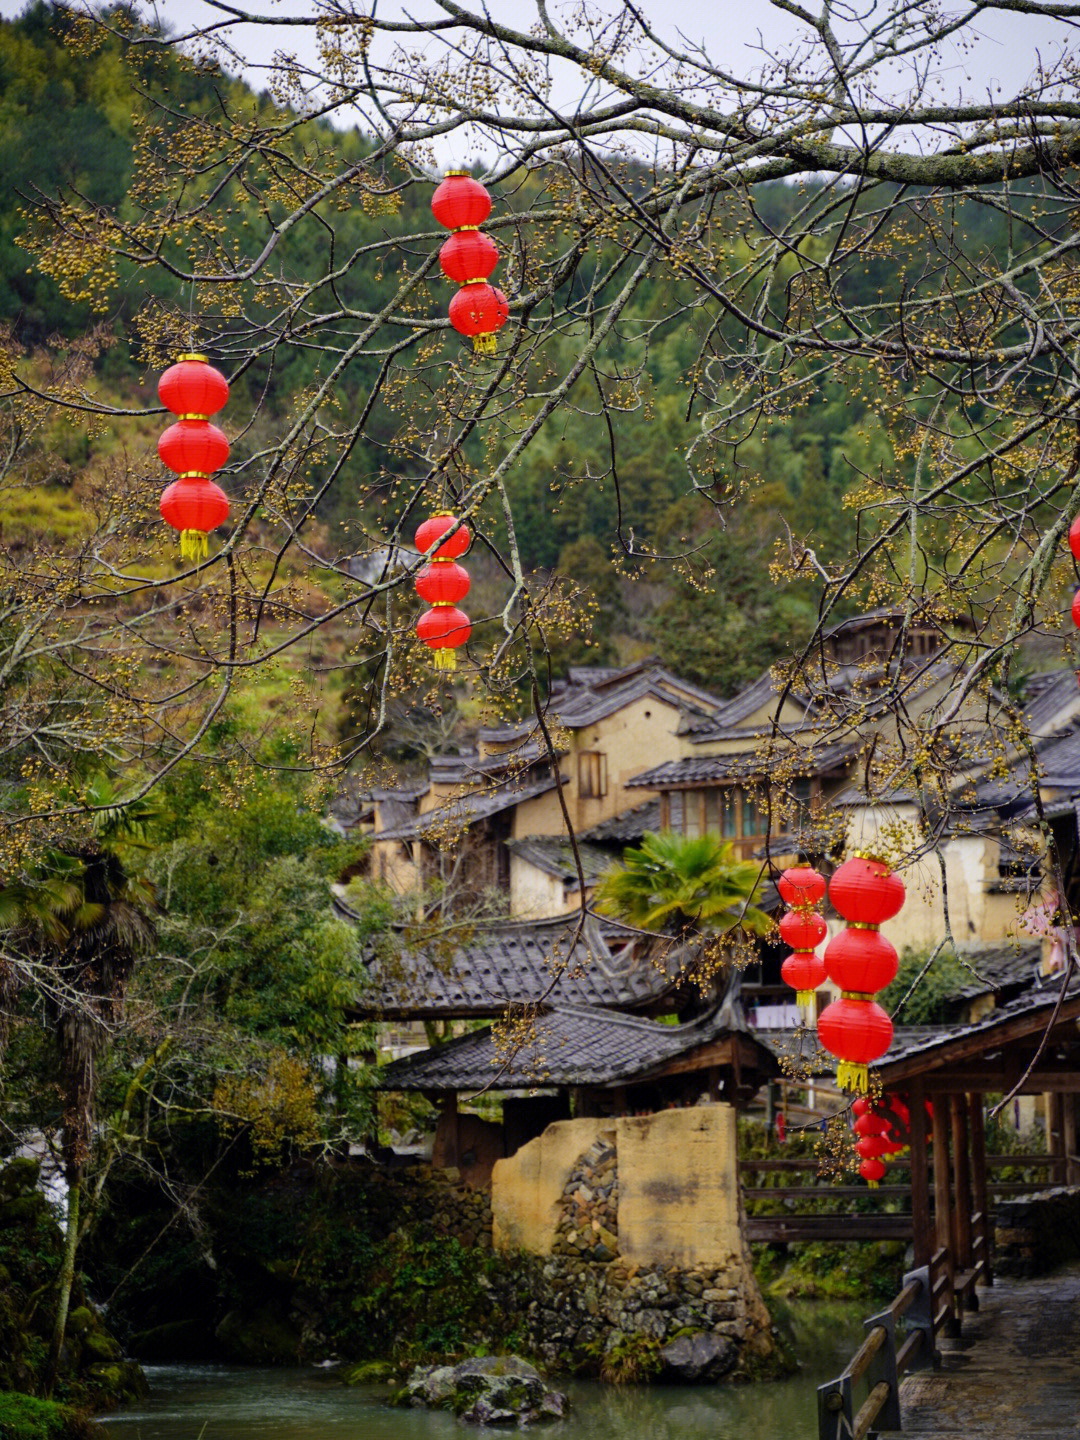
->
896 1262 1080 1436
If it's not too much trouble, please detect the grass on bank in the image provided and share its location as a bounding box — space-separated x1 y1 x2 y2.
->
0 1393 94 1440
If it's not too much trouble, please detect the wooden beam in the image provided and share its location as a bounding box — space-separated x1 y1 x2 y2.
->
877 994 1080 1084
909 1076 932 1270
932 1094 955 1325
951 1093 973 1272
1048 1091 1067 1185
1065 1095 1080 1187
968 1093 991 1286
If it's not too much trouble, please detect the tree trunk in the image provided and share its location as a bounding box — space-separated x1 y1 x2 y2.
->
45 1174 80 1398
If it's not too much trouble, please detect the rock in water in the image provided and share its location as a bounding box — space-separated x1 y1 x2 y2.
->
659 1332 736 1383
400 1355 569 1425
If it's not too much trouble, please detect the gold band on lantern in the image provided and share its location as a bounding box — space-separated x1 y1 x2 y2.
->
848 922 880 931
455 225 480 231
176 412 211 422
176 352 209 364
840 990 875 1001
176 471 212 481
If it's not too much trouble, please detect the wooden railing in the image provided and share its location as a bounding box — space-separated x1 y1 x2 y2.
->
816 1212 994 1440
742 1153 1055 1243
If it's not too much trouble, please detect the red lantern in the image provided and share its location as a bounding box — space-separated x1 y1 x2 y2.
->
158 354 229 417
432 173 508 355
779 909 827 951
823 926 898 993
431 172 492 230
829 855 906 925
415 514 471 560
414 514 472 671
157 353 230 560
1072 590 1080 629
416 605 472 667
1070 515 1080 560
818 995 893 1093
160 477 230 559
415 561 470 606
439 230 499 284
448 283 509 354
158 419 230 475
777 867 827 908
859 1156 887 1186
778 865 827 1010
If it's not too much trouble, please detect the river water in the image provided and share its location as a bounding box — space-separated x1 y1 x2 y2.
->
98 1300 866 1440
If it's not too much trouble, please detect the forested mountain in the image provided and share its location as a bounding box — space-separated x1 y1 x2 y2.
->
0 2 1064 699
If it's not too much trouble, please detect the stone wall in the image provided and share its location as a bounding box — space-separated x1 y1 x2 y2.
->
491 1106 774 1379
360 1161 493 1250
994 1187 1080 1276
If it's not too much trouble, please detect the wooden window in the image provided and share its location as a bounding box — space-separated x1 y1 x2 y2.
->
704 790 720 834
578 750 608 799
684 790 702 838
741 791 762 837
721 790 738 838
668 790 684 831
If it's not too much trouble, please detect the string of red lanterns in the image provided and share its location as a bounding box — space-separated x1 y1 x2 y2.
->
777 866 828 1010
431 173 509 355
414 514 472 670
852 1095 890 1186
817 854 906 1094
1070 516 1080 639
157 354 230 561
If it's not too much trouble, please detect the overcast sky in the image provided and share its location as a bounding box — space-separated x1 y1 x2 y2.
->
2 0 1075 155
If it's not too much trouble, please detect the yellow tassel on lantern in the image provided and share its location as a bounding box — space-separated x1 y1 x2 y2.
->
865 1176 880 1189
473 333 497 355
796 989 817 1009
836 1060 870 1094
433 648 457 670
180 529 210 562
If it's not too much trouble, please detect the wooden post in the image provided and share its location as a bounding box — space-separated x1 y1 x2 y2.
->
909 1077 932 1268
1048 1092 1067 1185
1065 1094 1079 1186
932 1094 956 1328
968 1092 992 1285
951 1093 973 1279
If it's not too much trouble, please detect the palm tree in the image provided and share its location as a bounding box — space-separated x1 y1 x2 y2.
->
594 832 771 1014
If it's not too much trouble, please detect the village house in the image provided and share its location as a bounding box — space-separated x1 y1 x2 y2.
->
366 661 726 913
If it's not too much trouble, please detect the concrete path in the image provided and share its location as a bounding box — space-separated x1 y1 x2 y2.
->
895 1262 1080 1437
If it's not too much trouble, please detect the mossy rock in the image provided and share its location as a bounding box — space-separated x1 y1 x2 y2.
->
341 1359 395 1385
0 1158 41 1202
83 1360 148 1404
65 1309 94 1340
0 1194 47 1228
80 1330 122 1364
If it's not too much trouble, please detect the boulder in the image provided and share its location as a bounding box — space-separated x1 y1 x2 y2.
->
659 1331 736 1383
400 1355 569 1425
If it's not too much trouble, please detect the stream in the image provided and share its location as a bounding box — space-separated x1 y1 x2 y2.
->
97 1299 867 1440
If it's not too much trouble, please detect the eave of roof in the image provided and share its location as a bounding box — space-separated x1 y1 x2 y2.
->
376 996 774 1092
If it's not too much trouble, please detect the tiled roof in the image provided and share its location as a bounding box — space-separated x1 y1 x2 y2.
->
950 941 1042 1000
374 773 559 842
877 977 1080 1075
351 911 692 1019
580 799 662 842
506 836 615 889
377 993 766 1091
627 741 859 789
476 663 725 743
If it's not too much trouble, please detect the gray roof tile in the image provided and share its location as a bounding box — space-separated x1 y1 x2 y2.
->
351 911 692 1019
377 994 765 1091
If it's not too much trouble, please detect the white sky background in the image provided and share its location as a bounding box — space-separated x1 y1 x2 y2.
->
1 0 1077 168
